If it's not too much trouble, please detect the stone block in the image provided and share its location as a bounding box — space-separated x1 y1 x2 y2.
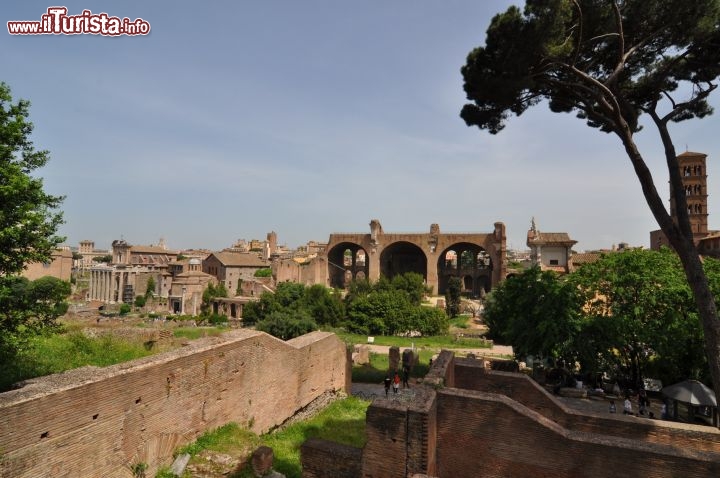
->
251 446 274 477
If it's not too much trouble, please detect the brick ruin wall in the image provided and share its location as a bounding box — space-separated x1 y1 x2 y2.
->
452 358 720 454
0 330 348 478
435 388 720 478
301 351 720 478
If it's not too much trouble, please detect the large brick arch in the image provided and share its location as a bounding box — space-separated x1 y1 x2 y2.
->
326 242 369 288
322 220 507 294
437 242 493 296
379 241 427 281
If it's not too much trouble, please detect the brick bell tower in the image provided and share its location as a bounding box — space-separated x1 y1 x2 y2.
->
650 151 710 250
672 151 709 240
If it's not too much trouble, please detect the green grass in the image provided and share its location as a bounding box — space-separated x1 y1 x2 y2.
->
0 331 157 391
449 314 471 329
172 327 226 340
332 330 491 349
352 351 435 383
165 396 369 478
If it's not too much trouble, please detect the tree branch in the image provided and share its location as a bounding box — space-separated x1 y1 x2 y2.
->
570 0 583 67
661 83 717 123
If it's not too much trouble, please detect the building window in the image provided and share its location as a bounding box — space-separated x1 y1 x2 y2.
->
549 259 559 266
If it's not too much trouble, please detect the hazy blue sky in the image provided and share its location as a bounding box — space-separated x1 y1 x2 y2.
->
4 1 720 252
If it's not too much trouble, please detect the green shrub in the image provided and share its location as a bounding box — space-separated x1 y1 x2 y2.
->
119 303 131 316
254 268 272 278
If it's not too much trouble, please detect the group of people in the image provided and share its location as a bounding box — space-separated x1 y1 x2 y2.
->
609 390 667 419
383 366 411 397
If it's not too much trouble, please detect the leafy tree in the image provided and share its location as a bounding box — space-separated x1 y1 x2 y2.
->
0 83 67 362
200 282 228 315
345 274 449 336
240 282 341 331
0 83 65 276
411 306 449 336
571 249 705 386
274 281 305 307
445 276 462 318
134 295 146 308
256 309 317 340
346 288 414 336
343 278 373 306
145 276 156 299
0 276 70 361
241 300 262 325
390 272 427 306
302 284 345 327
254 268 272 278
483 267 583 363
461 0 720 397
92 255 113 264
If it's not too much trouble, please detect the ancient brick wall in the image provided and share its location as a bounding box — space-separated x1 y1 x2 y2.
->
302 351 720 478
435 388 720 478
300 438 362 478
360 387 437 478
0 330 347 478
454 359 720 453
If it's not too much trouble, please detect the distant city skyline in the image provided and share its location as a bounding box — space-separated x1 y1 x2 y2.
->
5 1 720 253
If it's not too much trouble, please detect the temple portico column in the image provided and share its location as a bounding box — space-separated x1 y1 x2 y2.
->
102 271 106 301
99 270 104 301
90 270 95 300
105 270 112 302
118 271 125 304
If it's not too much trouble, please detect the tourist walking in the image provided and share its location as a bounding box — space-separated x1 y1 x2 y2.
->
623 396 633 415
402 366 410 389
383 376 391 397
393 372 400 394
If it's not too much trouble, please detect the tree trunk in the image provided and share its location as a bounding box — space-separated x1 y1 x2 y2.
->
618 127 720 410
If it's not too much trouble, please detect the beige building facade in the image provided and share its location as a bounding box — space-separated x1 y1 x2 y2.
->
88 239 177 305
203 251 269 293
22 248 73 282
526 218 577 274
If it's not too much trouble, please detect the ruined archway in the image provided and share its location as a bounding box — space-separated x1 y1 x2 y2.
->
437 242 493 296
380 241 427 281
326 242 369 289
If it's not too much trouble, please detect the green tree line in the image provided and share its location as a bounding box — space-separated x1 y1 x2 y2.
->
242 272 448 340
484 248 715 388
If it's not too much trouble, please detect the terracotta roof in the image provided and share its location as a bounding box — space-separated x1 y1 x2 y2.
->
527 231 577 245
130 245 177 254
677 151 707 158
176 270 214 278
572 252 602 264
209 251 268 267
698 232 720 242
